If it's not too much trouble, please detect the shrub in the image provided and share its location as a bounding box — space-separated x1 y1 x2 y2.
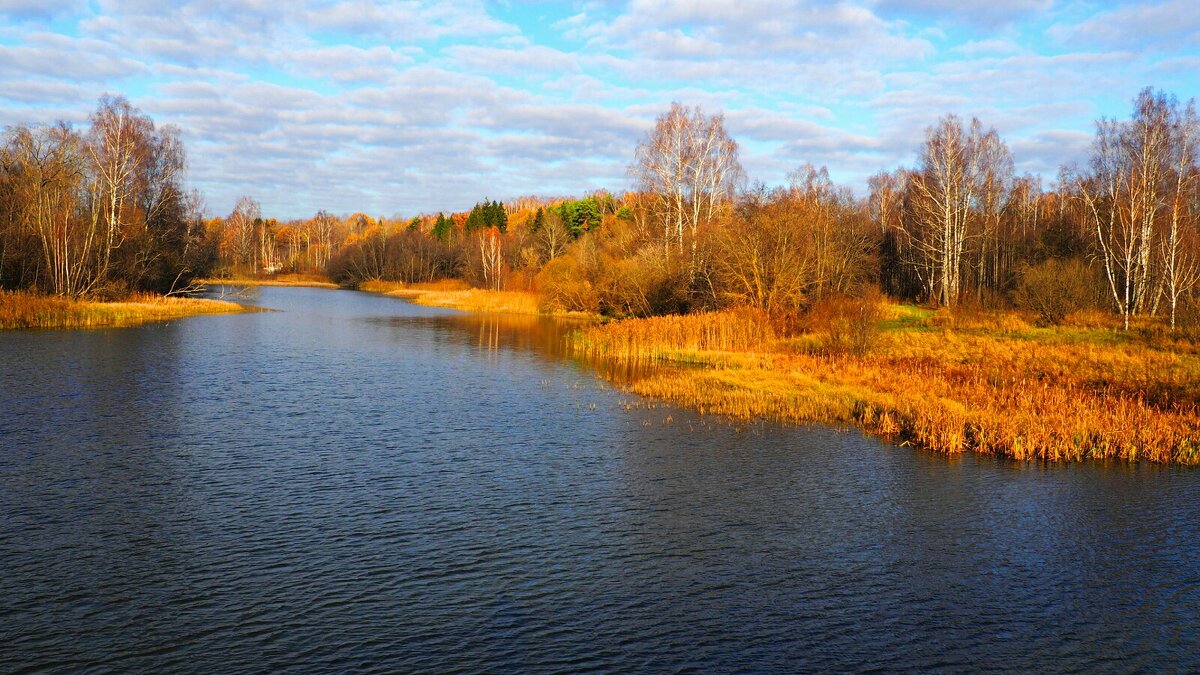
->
1013 258 1097 326
535 254 600 314
601 250 690 318
806 288 884 357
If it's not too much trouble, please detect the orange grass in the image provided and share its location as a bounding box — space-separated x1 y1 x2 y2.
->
362 279 595 318
576 305 1200 465
0 290 249 330
572 307 776 365
196 273 338 288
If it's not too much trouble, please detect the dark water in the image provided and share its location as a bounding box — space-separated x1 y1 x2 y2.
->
2 287 1198 673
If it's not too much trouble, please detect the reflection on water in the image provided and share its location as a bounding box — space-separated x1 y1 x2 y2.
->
1 286 1198 672
371 310 664 384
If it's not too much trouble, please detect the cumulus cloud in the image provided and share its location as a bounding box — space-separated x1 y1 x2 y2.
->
595 0 933 64
1049 0 1200 51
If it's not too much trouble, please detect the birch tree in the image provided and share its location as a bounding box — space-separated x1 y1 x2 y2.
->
1076 89 1178 329
8 124 99 296
631 103 743 265
228 196 261 272
896 115 1011 307
87 95 154 286
1160 98 1200 330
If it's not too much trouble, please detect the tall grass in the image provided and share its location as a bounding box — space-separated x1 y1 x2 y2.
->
0 290 248 329
407 288 544 315
196 273 337 287
577 303 1200 465
572 308 775 364
362 279 588 317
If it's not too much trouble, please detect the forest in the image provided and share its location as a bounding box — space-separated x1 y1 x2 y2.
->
2 89 1199 461
230 89 1198 335
0 96 214 299
3 89 1197 335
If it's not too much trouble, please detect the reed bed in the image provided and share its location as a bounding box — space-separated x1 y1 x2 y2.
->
197 273 338 288
404 288 544 315
363 279 592 318
572 308 775 364
580 305 1200 465
385 285 541 315
0 290 248 329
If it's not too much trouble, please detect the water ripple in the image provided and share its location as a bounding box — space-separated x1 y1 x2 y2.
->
1 287 1198 672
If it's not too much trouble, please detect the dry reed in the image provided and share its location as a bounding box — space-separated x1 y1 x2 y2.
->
196 273 338 288
0 290 249 330
572 308 775 364
363 279 592 318
577 304 1200 465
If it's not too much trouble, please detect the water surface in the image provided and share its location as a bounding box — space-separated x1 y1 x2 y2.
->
2 287 1197 672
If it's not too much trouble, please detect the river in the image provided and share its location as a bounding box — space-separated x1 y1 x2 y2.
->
1 286 1197 672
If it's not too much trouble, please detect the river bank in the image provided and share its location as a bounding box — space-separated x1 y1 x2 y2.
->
0 290 250 329
195 273 339 288
573 305 1200 465
359 279 598 319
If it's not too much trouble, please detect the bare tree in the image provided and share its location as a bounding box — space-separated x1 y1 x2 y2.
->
712 187 817 315
87 95 154 286
227 196 261 273
1076 89 1177 329
478 228 504 291
897 115 1011 307
631 102 743 265
536 209 570 262
8 124 98 296
1160 98 1200 330
313 209 336 270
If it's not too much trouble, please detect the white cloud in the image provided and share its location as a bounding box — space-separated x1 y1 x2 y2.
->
0 0 86 20
446 45 581 76
874 0 1052 27
0 0 1193 214
1050 0 1200 50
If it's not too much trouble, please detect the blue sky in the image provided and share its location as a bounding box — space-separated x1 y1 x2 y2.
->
1 0 1196 218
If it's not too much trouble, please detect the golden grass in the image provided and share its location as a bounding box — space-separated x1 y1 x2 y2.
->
362 279 596 318
0 290 250 330
573 308 775 365
576 304 1200 465
196 273 338 288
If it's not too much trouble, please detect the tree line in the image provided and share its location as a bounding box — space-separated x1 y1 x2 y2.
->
313 88 1199 331
0 96 214 297
4 88 1196 333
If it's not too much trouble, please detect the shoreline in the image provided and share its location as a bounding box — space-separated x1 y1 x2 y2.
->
195 275 339 288
572 307 1200 465
0 291 251 330
358 280 599 320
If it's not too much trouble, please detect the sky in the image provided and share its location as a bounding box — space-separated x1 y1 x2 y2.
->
0 0 1196 219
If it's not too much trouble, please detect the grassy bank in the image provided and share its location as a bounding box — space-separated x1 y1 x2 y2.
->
361 279 597 318
196 273 338 288
0 290 250 330
573 306 1200 465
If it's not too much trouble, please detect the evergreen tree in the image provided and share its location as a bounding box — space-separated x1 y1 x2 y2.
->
432 212 453 242
465 201 485 234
